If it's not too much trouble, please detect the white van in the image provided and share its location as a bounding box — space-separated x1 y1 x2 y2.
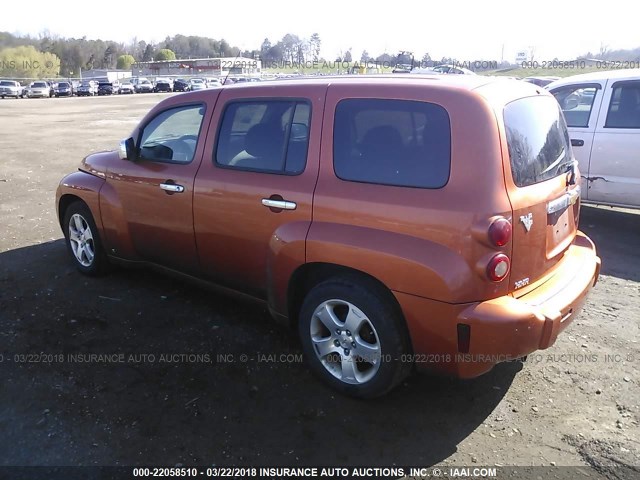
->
548 69 640 209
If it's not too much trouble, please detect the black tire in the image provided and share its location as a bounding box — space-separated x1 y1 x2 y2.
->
298 276 412 398
62 201 110 276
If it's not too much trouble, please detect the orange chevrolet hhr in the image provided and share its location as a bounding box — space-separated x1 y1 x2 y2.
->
56 75 601 398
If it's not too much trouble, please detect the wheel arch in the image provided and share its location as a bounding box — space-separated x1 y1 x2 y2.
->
287 262 408 337
56 171 105 234
57 194 86 230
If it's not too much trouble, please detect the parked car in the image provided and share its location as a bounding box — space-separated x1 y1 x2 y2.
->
25 81 51 98
97 82 115 95
118 82 135 94
204 78 222 88
411 64 477 75
46 81 55 97
154 78 173 93
56 76 600 398
523 76 560 87
548 69 640 209
0 80 25 98
189 78 206 91
135 78 154 93
172 78 190 92
76 80 98 96
54 81 73 97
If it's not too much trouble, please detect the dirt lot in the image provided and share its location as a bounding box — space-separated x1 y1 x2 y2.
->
0 94 638 478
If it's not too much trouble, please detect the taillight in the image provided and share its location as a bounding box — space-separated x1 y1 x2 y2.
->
487 254 510 282
488 218 512 247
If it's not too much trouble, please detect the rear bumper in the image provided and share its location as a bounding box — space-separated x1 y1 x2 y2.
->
396 231 600 378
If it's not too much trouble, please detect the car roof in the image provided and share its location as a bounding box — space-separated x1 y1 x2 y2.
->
222 74 496 91
547 68 640 88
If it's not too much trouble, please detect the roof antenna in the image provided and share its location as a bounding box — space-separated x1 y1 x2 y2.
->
223 45 243 85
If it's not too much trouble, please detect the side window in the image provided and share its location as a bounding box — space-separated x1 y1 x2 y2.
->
139 105 205 163
215 100 311 174
550 85 599 128
333 98 451 188
605 82 640 129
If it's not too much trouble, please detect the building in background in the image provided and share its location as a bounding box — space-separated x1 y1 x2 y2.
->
81 69 132 82
132 57 261 78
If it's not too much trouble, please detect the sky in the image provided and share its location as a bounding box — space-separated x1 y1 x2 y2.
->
3 1 639 62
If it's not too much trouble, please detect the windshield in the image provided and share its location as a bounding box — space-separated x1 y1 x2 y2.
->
32 82 47 88
504 95 573 187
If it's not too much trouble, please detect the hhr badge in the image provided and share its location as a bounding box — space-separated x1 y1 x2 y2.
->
520 213 533 232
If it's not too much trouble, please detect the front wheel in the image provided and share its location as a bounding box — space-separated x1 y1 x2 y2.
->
62 201 109 276
298 277 412 398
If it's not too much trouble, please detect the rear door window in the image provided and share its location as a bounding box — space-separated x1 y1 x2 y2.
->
333 98 451 188
605 81 640 129
504 96 573 187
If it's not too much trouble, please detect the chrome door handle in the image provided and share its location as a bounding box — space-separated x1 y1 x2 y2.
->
547 186 581 214
160 183 185 193
261 198 297 210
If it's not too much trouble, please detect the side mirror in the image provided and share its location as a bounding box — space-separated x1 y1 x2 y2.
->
118 137 136 160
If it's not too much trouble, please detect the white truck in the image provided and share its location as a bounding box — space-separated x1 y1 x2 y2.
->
548 69 640 209
0 80 25 98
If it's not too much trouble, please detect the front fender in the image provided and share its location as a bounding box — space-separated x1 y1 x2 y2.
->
56 171 105 234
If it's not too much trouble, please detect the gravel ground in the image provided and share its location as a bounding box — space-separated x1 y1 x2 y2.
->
0 94 638 479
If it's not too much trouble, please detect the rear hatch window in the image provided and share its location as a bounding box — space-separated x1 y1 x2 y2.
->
503 95 580 292
505 96 573 187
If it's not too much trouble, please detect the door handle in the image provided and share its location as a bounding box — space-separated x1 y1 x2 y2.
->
547 186 581 214
261 198 297 210
571 139 584 147
160 183 185 193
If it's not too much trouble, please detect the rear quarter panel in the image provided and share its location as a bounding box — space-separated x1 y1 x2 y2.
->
309 80 512 304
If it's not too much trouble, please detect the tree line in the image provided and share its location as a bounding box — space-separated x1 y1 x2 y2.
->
2 30 639 79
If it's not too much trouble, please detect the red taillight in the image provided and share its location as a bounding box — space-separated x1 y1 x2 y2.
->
487 254 510 282
488 218 512 247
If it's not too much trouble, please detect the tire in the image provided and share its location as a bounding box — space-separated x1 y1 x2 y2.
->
62 201 109 276
298 276 412 398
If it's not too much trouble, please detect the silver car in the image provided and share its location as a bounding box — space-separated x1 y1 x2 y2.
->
134 79 154 93
189 78 206 91
118 83 135 94
26 81 51 98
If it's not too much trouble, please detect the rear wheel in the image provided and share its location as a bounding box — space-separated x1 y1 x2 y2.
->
298 276 412 398
62 201 109 276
